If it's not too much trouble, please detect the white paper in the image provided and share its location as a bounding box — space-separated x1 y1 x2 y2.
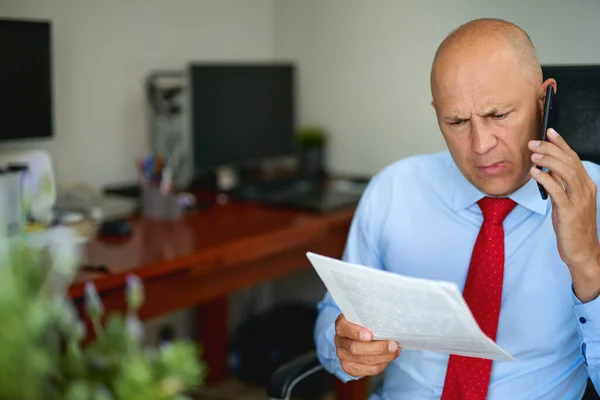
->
307 252 515 361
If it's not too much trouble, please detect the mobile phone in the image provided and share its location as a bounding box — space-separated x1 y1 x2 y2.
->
537 84 555 200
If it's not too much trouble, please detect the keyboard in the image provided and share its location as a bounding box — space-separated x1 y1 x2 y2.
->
260 185 363 213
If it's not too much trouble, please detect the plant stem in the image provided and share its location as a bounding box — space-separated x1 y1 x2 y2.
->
91 316 104 338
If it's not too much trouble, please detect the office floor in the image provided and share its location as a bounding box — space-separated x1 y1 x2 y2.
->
192 378 333 400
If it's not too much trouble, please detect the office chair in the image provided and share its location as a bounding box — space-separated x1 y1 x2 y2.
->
267 351 326 400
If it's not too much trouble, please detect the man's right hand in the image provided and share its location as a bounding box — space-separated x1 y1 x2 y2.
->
334 314 401 377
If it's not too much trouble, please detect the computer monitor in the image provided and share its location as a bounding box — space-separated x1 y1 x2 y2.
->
188 63 295 173
541 65 600 164
0 18 53 140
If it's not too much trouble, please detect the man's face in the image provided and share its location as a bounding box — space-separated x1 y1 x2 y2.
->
431 46 552 197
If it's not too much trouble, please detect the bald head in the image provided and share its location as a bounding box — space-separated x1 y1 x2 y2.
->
429 18 555 198
431 18 542 91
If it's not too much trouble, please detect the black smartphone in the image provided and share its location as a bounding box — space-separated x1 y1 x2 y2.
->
537 84 555 200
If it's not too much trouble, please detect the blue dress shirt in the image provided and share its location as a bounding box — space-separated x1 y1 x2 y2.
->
314 151 600 399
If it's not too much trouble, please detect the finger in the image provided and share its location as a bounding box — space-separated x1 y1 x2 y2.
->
531 166 570 207
336 336 398 356
550 171 565 193
337 347 400 365
335 314 372 341
550 170 562 185
342 360 387 377
529 130 583 174
546 128 577 155
540 131 599 198
530 152 583 199
549 171 563 208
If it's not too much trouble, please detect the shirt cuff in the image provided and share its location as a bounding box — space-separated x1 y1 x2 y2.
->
573 291 600 365
315 306 362 383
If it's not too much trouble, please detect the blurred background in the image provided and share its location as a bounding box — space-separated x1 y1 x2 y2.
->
1 1 599 399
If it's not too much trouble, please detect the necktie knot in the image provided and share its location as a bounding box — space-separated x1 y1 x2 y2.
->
478 197 517 225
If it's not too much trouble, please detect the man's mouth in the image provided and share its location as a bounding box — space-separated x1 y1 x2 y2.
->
477 161 508 176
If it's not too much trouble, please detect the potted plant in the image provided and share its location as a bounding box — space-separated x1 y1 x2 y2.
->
0 230 206 400
296 126 328 180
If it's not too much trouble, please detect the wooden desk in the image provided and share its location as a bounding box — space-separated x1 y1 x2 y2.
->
68 201 369 399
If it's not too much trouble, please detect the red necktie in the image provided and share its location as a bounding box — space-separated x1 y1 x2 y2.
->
441 197 517 400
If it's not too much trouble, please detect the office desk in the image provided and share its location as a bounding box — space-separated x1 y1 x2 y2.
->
68 201 369 400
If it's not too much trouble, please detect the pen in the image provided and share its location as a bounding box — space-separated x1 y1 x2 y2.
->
160 167 172 193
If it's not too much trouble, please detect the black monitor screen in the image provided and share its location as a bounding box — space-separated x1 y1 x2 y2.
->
542 65 600 164
0 19 53 140
189 63 295 170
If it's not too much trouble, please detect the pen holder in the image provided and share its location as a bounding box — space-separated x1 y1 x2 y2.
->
141 185 183 220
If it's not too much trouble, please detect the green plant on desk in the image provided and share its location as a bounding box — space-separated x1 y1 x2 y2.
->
0 236 205 400
296 126 328 179
296 126 327 149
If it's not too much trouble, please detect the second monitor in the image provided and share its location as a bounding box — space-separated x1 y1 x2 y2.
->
189 62 296 174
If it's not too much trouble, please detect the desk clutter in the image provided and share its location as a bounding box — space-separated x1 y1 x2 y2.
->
142 65 372 214
141 184 183 220
0 165 26 237
0 149 56 236
137 153 194 220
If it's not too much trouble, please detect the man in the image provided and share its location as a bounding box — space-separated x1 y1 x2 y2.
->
314 18 600 400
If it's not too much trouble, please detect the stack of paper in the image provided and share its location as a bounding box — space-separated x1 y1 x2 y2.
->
307 252 514 361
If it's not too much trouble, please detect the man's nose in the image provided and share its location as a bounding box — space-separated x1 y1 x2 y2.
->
471 119 498 155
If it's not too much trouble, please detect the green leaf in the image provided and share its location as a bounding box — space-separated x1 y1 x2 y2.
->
155 342 205 391
64 380 92 400
0 235 206 400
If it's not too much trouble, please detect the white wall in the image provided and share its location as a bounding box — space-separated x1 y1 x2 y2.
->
274 0 600 177
3 0 599 185
7 0 599 185
1 0 276 187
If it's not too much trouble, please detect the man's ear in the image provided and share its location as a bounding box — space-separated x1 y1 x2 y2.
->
538 78 557 109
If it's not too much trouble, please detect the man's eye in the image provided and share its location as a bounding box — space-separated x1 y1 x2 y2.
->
450 120 465 126
492 113 507 120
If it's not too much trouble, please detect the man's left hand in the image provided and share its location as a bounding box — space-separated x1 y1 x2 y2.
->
529 128 600 303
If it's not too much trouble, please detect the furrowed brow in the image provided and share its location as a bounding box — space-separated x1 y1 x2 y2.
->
443 111 466 121
479 104 513 117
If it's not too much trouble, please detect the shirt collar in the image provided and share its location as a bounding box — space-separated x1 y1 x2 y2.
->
451 162 549 216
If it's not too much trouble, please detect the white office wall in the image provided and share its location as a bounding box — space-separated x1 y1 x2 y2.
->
1 0 276 187
3 0 599 186
7 0 598 186
274 0 600 177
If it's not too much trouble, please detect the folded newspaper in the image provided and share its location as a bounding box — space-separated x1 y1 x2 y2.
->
307 252 514 361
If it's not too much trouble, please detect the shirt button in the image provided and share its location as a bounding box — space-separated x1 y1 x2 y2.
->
579 317 587 324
